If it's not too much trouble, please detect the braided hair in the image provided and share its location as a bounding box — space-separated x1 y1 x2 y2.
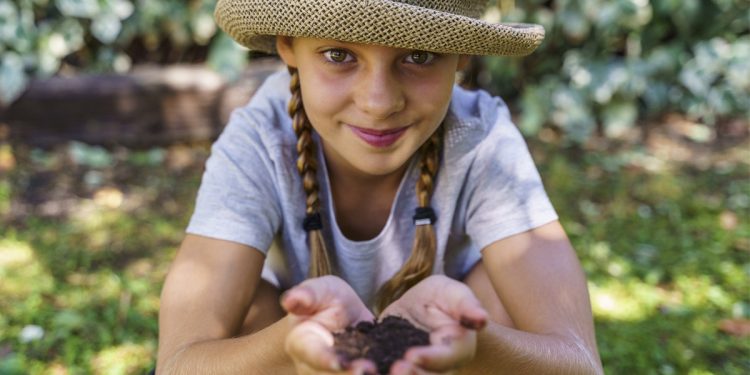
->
288 66 333 277
287 67 443 313
373 126 442 313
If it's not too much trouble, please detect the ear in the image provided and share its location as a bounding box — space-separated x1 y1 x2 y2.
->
276 36 297 68
457 55 471 71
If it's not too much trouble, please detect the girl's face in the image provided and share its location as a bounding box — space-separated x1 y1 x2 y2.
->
277 37 468 179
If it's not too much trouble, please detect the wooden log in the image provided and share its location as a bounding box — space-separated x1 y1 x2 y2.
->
0 59 282 148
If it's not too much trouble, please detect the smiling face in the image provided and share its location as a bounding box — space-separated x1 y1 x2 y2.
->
276 37 467 180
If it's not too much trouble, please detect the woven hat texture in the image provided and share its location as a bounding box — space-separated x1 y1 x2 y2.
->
215 0 545 56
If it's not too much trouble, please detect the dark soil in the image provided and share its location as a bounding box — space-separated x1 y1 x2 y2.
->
333 316 430 375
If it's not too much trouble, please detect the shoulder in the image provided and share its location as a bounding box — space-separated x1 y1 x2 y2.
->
449 84 510 131
444 85 523 159
204 69 300 185
221 69 297 150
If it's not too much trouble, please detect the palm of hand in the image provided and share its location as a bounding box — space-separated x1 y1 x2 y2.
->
283 275 375 374
282 275 486 374
379 275 488 374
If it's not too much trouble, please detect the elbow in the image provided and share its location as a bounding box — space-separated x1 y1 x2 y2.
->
570 337 603 375
156 343 191 375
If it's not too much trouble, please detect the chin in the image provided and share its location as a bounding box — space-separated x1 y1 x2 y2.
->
355 160 405 177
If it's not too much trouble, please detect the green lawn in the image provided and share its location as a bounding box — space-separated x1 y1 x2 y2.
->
0 132 747 374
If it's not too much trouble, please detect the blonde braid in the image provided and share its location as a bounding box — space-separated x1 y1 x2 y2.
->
375 125 443 313
287 67 333 277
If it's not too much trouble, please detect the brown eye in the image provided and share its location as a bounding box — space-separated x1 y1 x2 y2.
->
407 51 435 65
324 49 351 63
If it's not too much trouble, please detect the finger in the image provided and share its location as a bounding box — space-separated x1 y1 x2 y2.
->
457 301 487 330
296 360 375 375
282 277 374 326
349 359 378 375
390 359 442 375
285 322 341 372
449 285 488 330
281 285 318 315
404 327 476 371
282 276 344 315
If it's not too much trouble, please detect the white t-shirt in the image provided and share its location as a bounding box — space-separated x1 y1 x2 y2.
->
187 69 558 308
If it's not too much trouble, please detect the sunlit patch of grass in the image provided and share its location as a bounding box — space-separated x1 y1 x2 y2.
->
0 237 54 298
0 237 34 267
674 274 736 312
57 272 124 309
2 138 746 373
535 139 750 374
0 179 11 216
0 144 200 373
90 343 154 375
589 280 668 321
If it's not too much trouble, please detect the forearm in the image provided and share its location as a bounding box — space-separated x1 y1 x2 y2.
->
461 322 603 375
158 315 294 375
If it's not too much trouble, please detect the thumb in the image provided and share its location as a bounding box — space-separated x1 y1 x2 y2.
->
281 276 353 317
281 285 319 315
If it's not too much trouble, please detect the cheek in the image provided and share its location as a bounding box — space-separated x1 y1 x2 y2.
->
298 69 350 122
408 74 455 119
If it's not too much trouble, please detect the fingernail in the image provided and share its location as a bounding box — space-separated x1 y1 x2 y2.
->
330 359 341 371
280 290 293 305
460 316 484 329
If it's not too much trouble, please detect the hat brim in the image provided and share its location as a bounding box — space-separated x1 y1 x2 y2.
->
215 0 545 56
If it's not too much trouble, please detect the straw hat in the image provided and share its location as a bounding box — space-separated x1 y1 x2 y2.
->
214 0 545 56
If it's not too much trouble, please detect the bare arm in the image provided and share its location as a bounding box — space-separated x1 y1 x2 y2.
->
461 221 603 374
156 234 294 375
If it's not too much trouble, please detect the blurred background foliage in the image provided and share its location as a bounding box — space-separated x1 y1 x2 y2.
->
1 0 748 142
0 0 247 104
0 0 748 374
483 0 749 143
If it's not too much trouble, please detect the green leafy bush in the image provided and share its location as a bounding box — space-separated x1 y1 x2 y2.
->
0 0 246 105
485 0 749 143
1 0 747 142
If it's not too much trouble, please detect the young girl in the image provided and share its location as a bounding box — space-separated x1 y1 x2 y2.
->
157 0 603 374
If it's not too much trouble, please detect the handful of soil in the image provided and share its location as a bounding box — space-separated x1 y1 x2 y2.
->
333 316 430 375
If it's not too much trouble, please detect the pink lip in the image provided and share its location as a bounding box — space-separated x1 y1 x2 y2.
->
348 124 408 148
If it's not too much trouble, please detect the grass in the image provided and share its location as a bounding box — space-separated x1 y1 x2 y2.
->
0 130 748 374
532 137 750 374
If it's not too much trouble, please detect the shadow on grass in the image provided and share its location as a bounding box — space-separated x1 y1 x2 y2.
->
596 309 750 374
0 131 747 372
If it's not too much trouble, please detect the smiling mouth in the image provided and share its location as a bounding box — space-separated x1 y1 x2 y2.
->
347 124 409 148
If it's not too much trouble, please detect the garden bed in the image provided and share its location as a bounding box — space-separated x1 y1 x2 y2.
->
1 59 281 148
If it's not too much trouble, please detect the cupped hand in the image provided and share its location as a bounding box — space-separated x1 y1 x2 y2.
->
282 275 377 375
380 275 488 375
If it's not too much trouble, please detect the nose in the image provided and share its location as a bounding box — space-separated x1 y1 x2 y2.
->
353 66 406 120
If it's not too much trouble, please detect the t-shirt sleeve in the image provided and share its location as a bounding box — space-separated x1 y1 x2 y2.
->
465 106 558 250
185 107 282 253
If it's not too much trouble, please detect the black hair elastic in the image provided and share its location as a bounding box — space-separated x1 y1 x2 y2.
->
303 212 323 231
413 206 437 226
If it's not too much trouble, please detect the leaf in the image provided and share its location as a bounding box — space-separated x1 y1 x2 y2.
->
0 52 28 106
110 0 134 20
207 31 249 81
551 87 596 142
52 310 86 332
91 12 122 44
0 1 18 42
68 141 114 168
191 12 217 45
602 100 638 138
55 0 99 18
519 84 550 136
